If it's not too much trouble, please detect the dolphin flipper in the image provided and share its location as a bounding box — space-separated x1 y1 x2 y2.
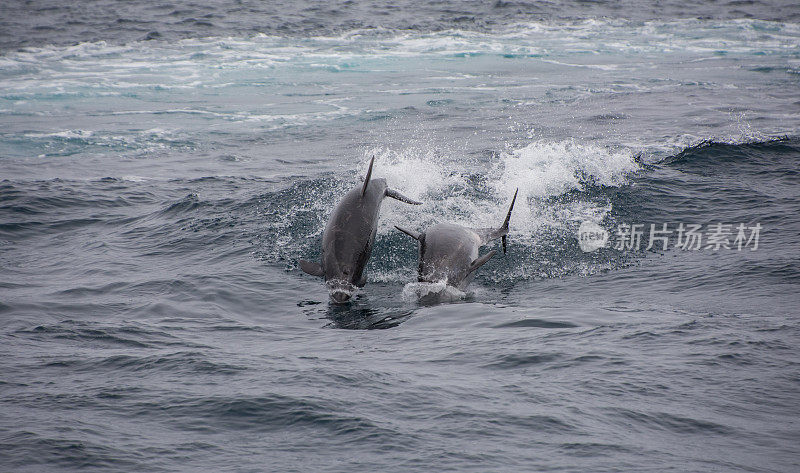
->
468 250 497 274
385 188 422 205
394 225 422 240
299 260 325 277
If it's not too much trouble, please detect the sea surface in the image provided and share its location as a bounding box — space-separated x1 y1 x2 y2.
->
1 1 799 471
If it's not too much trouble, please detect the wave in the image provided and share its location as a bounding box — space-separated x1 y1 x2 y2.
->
11 320 210 351
127 393 405 439
9 135 790 285
0 431 140 470
3 0 800 51
2 135 794 290
295 136 800 289
362 139 638 237
3 15 799 54
659 136 798 167
245 138 639 286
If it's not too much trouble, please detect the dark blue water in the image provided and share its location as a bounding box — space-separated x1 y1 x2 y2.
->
2 1 799 471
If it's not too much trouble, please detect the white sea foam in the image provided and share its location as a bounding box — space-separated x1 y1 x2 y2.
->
24 129 94 139
402 281 467 304
1 19 795 142
492 140 638 198
359 139 637 242
1 19 796 81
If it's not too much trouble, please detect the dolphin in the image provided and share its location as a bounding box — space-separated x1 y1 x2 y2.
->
299 156 422 303
395 189 518 291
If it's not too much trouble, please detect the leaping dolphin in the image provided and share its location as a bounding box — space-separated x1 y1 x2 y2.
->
395 189 518 291
299 156 422 303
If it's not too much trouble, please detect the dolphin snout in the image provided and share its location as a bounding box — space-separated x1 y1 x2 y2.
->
330 290 352 304
326 280 355 304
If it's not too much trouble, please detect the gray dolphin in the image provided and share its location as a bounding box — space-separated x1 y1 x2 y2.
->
299 156 422 303
395 189 517 291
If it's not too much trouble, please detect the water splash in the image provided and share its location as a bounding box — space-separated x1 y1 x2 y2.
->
402 281 468 304
357 139 637 241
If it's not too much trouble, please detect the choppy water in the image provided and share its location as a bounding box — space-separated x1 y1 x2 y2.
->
2 1 799 471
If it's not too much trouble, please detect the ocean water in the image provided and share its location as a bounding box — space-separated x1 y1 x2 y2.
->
1 1 800 471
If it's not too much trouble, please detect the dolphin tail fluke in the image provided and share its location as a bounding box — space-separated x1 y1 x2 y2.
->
361 155 375 197
394 225 422 240
299 260 325 277
468 250 497 274
385 188 422 205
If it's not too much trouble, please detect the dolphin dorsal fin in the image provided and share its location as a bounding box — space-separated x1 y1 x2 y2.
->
361 155 375 197
479 188 519 251
501 188 518 254
468 250 497 274
394 225 422 240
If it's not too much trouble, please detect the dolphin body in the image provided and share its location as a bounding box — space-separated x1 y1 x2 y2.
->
396 189 518 292
300 156 422 303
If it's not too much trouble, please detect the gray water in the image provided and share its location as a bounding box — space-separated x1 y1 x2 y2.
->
1 1 799 471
